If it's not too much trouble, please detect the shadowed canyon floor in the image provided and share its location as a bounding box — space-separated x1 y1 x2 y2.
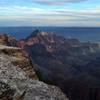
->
18 30 100 100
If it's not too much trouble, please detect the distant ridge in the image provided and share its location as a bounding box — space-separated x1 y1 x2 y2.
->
0 27 100 42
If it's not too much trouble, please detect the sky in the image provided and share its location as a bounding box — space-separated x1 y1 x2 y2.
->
0 0 100 26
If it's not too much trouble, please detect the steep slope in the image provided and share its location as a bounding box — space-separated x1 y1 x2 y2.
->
0 44 68 100
18 29 100 100
0 45 37 80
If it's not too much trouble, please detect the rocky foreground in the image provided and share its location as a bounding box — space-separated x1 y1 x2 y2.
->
0 45 68 100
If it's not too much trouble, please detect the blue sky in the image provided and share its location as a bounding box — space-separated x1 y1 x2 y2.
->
0 0 100 26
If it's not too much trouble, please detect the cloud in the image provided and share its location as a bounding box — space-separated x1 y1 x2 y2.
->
0 5 100 26
0 0 88 6
33 0 88 5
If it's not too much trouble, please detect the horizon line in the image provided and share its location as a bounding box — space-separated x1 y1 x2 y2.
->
0 26 100 28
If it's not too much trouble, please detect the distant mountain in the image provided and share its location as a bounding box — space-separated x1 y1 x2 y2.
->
0 27 100 42
19 29 100 100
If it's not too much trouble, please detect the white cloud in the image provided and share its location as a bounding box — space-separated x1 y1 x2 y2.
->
0 6 100 26
33 0 88 5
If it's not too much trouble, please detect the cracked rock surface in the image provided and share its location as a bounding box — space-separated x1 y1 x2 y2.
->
0 47 68 100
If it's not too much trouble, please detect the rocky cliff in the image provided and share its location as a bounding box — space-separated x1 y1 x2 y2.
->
0 43 68 100
0 34 18 47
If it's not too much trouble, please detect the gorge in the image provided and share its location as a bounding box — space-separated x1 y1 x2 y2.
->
0 29 100 100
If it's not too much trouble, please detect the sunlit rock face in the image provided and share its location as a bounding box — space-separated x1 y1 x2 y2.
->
0 45 68 100
19 29 100 100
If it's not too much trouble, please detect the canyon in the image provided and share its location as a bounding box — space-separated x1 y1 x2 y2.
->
0 30 100 100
